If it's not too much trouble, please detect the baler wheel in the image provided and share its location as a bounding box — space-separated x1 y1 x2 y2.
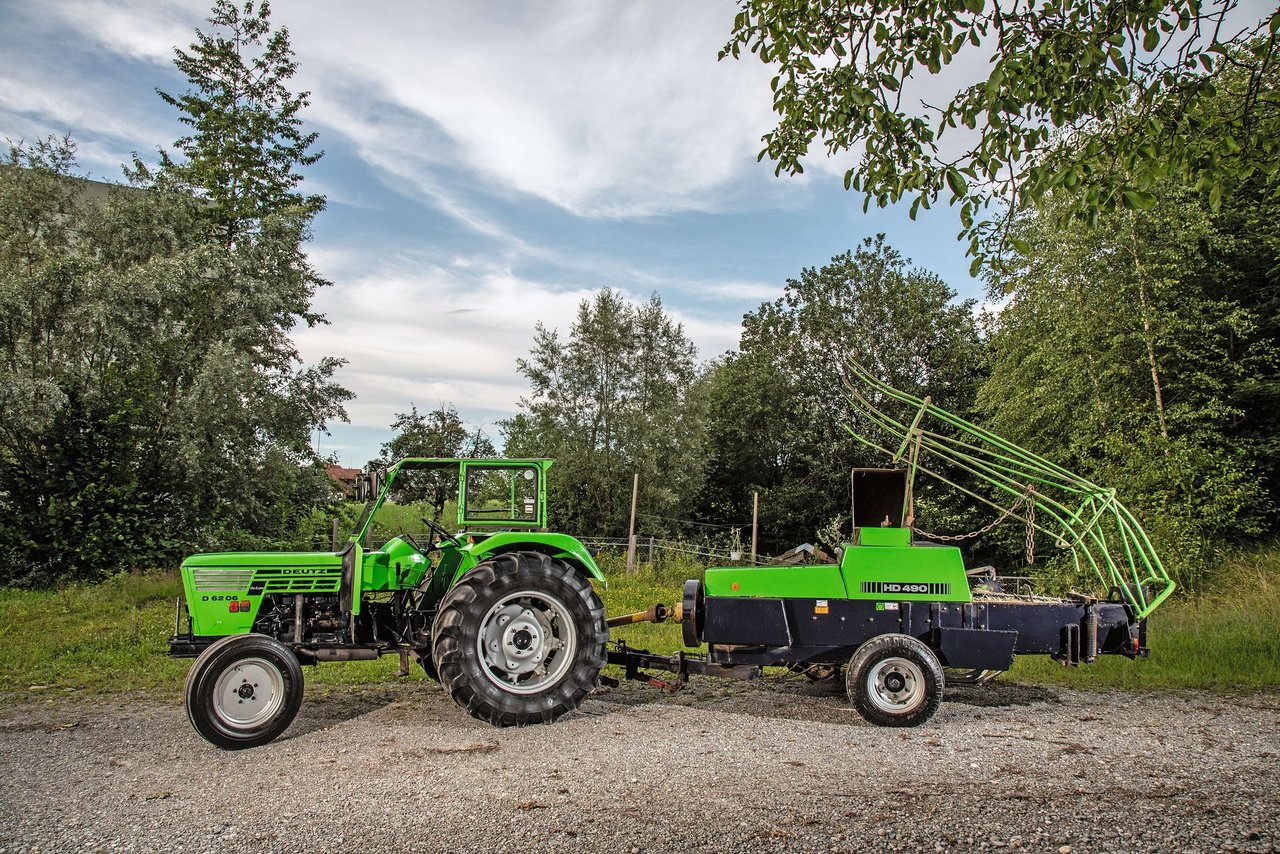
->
431 552 607 726
185 634 304 749
846 634 944 727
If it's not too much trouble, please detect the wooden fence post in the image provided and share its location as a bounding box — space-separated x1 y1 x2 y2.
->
751 491 759 564
626 473 639 574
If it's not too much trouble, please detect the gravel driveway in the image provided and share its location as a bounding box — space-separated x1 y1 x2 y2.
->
1 675 1276 854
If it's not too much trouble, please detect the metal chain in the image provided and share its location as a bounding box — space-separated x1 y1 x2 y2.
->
911 488 1036 548
1025 496 1036 565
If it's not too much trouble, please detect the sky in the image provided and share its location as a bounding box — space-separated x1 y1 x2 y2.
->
0 0 990 468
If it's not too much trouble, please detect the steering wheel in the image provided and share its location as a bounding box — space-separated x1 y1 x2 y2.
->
421 517 462 549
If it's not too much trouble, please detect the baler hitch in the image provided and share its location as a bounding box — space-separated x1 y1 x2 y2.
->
603 639 761 692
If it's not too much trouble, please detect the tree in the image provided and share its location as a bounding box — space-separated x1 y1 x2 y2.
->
504 290 706 537
979 178 1278 585
152 0 323 245
975 58 1280 583
0 1 348 584
0 140 348 582
379 404 496 520
722 2 1280 271
699 236 985 551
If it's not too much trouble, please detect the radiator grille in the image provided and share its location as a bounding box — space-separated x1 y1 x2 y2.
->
191 566 342 594
254 568 342 594
861 581 952 596
192 569 255 592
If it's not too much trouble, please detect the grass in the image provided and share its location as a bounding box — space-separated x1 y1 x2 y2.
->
1008 546 1280 691
1 546 1276 704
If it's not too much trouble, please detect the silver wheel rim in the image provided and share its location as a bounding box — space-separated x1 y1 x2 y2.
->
866 656 926 714
476 589 577 695
211 656 286 729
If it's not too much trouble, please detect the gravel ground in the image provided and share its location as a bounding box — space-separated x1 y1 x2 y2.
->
0 674 1277 854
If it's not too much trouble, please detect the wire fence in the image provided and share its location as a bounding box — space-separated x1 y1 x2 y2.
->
574 536 771 566
297 529 779 567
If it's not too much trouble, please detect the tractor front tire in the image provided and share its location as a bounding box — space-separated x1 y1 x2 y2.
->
185 634 304 750
432 552 607 726
846 633 944 727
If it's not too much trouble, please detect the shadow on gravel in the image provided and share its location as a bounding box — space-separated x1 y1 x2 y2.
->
586 673 859 726
584 672 1060 727
945 680 1060 708
280 686 409 742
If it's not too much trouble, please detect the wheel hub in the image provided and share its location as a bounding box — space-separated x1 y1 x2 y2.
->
476 591 577 695
211 657 285 728
866 656 926 714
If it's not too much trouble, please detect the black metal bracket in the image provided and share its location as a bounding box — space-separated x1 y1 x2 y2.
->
605 641 761 692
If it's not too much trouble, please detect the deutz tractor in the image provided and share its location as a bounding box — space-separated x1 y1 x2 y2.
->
170 459 609 749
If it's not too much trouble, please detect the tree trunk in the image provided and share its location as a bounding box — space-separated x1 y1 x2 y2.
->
1129 218 1170 451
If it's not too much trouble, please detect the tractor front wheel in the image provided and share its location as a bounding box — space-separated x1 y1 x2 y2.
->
185 634 304 749
846 634 944 727
432 552 607 726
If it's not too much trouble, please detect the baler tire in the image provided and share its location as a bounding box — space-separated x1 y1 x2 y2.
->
431 552 607 726
846 634 944 727
185 633 304 750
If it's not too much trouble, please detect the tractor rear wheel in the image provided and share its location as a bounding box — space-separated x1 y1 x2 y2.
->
413 646 439 682
431 552 607 726
846 634 944 727
185 634 304 749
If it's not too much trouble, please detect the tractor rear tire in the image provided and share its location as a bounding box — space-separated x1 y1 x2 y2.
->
185 633 304 750
431 552 607 726
414 646 440 682
846 634 944 727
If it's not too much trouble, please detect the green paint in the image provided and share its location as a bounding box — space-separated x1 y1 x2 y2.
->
855 526 912 547
839 543 971 602
459 531 605 586
704 565 848 598
177 457 602 637
704 533 969 603
180 550 344 635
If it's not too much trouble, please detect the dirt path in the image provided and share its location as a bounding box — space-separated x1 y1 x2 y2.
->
1 676 1276 853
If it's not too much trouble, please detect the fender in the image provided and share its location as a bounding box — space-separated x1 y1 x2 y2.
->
453 531 606 588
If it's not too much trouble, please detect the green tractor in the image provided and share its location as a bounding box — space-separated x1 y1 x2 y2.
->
170 459 608 749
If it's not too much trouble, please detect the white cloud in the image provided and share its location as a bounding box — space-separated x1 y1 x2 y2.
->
14 1 806 229
43 0 198 64
278 0 781 219
294 250 743 432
